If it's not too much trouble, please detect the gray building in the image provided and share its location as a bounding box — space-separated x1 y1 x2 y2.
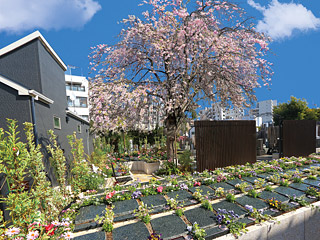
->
0 31 93 185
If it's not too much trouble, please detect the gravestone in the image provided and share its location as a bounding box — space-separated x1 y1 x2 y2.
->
113 221 150 240
184 207 216 228
151 214 187 239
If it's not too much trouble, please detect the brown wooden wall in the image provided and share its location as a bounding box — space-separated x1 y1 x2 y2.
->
282 120 316 157
195 120 256 172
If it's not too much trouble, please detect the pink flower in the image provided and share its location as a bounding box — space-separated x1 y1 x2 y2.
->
27 230 39 240
61 221 70 227
194 181 201 186
63 231 74 239
106 191 116 199
5 227 20 236
157 186 163 193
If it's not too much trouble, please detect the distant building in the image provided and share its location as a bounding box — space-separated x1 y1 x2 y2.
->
136 102 164 131
65 74 89 121
250 100 277 124
199 102 244 121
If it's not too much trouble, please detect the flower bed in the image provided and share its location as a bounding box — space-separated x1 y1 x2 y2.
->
68 155 320 240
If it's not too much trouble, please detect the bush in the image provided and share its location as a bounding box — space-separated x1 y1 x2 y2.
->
178 150 193 172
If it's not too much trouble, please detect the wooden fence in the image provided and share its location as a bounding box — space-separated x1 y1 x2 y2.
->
281 120 316 157
195 121 256 172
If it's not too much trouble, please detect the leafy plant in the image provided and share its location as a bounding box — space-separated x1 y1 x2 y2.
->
235 182 250 193
306 186 320 198
265 184 273 192
47 129 67 194
134 202 151 224
192 189 204 201
279 178 289 187
247 189 260 198
254 178 265 189
268 174 281 184
178 150 193 172
95 206 114 232
201 199 213 211
215 187 225 197
245 205 275 224
216 209 246 238
175 208 184 217
187 222 206 240
226 193 236 203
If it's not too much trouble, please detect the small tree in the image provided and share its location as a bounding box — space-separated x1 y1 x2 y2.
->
89 0 272 160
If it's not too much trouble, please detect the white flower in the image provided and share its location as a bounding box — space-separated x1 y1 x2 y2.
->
187 225 192 232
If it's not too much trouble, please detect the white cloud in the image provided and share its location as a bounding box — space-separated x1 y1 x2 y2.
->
248 0 320 40
0 0 101 33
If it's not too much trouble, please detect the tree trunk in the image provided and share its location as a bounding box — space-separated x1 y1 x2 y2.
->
165 114 177 161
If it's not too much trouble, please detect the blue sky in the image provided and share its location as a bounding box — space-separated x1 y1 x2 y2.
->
0 0 319 108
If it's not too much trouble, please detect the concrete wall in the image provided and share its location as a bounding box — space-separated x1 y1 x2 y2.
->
215 201 320 240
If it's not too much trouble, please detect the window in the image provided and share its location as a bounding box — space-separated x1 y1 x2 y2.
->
67 96 88 108
66 83 85 92
53 116 61 129
77 125 81 133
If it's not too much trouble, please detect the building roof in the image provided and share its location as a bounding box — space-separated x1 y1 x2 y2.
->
66 110 90 124
0 74 54 104
0 31 67 71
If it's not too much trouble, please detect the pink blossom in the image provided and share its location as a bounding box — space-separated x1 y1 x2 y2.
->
63 231 74 239
106 191 116 200
26 230 39 240
157 186 163 193
5 227 20 236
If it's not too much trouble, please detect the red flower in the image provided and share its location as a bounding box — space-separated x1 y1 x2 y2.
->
45 224 56 236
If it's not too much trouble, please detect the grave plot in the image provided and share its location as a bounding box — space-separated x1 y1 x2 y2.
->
303 179 320 187
205 226 229 239
242 176 259 184
235 195 269 210
113 199 139 222
259 190 290 203
113 221 150 240
212 200 247 218
140 194 167 214
289 182 311 192
74 205 106 232
189 185 216 199
184 207 217 228
166 189 195 206
257 173 275 179
210 182 235 192
226 178 244 186
273 186 305 198
151 214 188 239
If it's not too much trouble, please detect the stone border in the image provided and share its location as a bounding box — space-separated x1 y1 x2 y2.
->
124 161 160 174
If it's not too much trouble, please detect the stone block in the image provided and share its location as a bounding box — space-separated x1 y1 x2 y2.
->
113 221 150 240
151 214 187 240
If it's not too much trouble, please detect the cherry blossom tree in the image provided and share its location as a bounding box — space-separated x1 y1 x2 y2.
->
89 0 273 160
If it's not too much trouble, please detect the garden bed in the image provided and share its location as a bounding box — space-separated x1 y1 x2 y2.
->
71 155 320 240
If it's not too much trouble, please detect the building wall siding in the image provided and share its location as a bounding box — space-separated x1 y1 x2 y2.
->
0 82 32 137
0 40 42 92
